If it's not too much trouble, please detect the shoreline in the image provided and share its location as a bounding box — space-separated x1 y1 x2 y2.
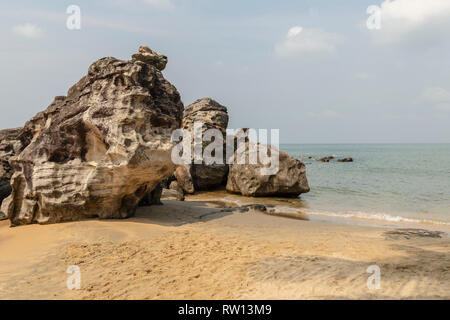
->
0 197 449 299
185 190 450 234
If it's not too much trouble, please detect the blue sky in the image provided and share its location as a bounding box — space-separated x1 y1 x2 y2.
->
1 0 450 143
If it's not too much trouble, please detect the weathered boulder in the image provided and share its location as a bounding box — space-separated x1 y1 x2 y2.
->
1 46 183 226
226 143 310 197
132 45 167 71
175 98 229 192
0 128 22 207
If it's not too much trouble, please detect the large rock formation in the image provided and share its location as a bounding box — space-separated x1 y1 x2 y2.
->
1 46 183 226
174 98 229 192
226 143 310 197
0 128 22 208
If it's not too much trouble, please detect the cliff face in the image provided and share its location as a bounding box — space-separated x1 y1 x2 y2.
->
1 46 184 226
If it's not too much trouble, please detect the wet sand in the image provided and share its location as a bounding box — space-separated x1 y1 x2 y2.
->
0 197 449 299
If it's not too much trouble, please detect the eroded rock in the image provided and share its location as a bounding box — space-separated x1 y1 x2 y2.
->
1 46 183 225
131 45 167 71
175 98 229 192
0 128 21 207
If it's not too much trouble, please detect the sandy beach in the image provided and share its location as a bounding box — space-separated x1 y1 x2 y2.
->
1 194 448 300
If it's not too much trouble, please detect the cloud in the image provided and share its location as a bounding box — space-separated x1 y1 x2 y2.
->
142 0 174 10
421 87 450 111
370 0 450 45
12 23 43 38
307 110 340 118
354 72 371 80
275 26 341 57
421 87 450 102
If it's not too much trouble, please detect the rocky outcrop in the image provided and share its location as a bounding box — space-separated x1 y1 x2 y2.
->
226 143 310 197
0 128 22 207
1 46 183 226
175 98 229 192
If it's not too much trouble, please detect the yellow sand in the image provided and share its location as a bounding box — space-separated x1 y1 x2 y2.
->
0 199 449 300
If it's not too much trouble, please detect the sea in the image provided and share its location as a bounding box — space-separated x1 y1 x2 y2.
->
281 144 450 227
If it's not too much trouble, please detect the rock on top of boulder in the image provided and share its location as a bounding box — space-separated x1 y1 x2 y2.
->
182 98 229 134
131 45 168 71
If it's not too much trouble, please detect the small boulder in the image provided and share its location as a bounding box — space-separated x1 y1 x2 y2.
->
226 143 310 197
174 165 195 194
161 188 185 201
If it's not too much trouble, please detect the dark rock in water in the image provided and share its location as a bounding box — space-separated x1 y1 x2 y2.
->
174 98 229 192
338 157 353 162
316 156 334 162
1 45 184 226
226 142 310 197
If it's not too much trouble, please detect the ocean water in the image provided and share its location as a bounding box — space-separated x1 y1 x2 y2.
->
281 144 450 225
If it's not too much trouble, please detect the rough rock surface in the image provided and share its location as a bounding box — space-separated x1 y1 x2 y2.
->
0 128 22 207
173 165 195 194
175 98 229 192
1 47 183 226
226 143 310 197
132 45 167 71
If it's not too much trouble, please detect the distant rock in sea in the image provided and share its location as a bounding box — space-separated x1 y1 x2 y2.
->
316 156 335 162
1 46 183 226
338 157 353 162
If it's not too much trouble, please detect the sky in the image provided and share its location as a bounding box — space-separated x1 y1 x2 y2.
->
0 0 450 143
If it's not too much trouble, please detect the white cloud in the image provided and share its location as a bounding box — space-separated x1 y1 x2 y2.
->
421 87 450 102
275 26 341 57
354 72 371 80
12 23 43 38
143 0 174 10
307 110 340 118
371 0 450 45
421 87 450 111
